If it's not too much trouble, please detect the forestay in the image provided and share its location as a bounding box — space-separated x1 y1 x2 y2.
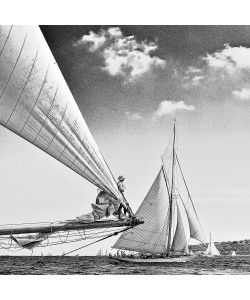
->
0 25 121 200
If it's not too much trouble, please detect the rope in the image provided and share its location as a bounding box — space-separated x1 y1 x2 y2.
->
58 231 69 243
62 226 133 256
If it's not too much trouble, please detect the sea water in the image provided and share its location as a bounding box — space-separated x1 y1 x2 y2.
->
0 256 250 275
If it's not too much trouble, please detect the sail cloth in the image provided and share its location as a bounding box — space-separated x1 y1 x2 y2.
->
113 169 170 255
182 198 206 244
0 25 121 200
171 201 190 254
11 233 48 250
114 168 205 255
204 238 220 256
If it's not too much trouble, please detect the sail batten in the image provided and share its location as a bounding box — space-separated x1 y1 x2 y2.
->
0 25 121 199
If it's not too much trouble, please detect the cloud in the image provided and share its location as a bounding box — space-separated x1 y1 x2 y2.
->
186 66 203 74
74 30 106 52
125 111 142 120
233 88 250 100
107 27 123 38
74 27 166 82
155 100 195 117
191 75 204 86
203 44 250 73
183 44 250 93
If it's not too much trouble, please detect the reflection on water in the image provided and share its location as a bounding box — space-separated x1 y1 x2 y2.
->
0 256 249 275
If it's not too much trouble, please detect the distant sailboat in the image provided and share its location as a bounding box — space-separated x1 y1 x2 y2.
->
96 248 109 256
231 251 236 256
112 122 206 263
204 233 220 256
0 25 143 252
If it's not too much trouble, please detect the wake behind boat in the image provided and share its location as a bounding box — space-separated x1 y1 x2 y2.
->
111 122 206 263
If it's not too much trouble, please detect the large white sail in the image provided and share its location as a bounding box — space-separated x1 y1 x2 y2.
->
113 169 170 254
182 198 206 244
171 201 190 254
0 25 121 200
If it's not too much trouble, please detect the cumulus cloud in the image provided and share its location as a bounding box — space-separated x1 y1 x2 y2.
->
125 111 142 120
203 44 250 73
184 44 250 93
74 30 106 52
74 27 166 82
155 100 195 117
233 88 250 100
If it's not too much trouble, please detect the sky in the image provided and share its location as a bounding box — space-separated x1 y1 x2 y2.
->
1 24 250 256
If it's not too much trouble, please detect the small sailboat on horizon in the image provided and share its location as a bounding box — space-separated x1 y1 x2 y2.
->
96 248 109 256
204 233 220 256
112 122 206 263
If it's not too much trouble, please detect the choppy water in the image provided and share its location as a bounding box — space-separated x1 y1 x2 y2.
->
0 256 250 275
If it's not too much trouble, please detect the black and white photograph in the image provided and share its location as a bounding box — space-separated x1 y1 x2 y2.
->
1 2 250 297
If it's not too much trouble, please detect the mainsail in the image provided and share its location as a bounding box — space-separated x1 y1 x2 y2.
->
0 25 121 199
113 123 206 255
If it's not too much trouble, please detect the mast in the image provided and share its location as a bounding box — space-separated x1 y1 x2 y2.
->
209 232 212 253
166 121 176 255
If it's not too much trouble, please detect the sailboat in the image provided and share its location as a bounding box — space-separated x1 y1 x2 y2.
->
204 233 220 256
96 248 109 256
0 25 143 252
112 122 206 263
96 249 103 256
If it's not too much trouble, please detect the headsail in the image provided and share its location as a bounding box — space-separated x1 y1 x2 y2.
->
113 169 170 254
171 201 190 254
0 25 121 200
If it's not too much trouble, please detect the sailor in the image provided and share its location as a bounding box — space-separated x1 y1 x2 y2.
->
117 175 126 193
117 176 129 218
93 190 116 219
95 189 130 220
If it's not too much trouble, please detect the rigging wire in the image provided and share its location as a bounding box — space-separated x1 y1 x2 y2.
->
62 226 133 256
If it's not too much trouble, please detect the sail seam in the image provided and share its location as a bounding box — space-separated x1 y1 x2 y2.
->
5 47 39 127
19 66 49 134
0 25 13 58
57 120 78 160
0 32 27 101
45 101 68 150
32 85 58 143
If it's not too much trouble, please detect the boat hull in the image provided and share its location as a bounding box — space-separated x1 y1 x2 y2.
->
111 256 195 263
